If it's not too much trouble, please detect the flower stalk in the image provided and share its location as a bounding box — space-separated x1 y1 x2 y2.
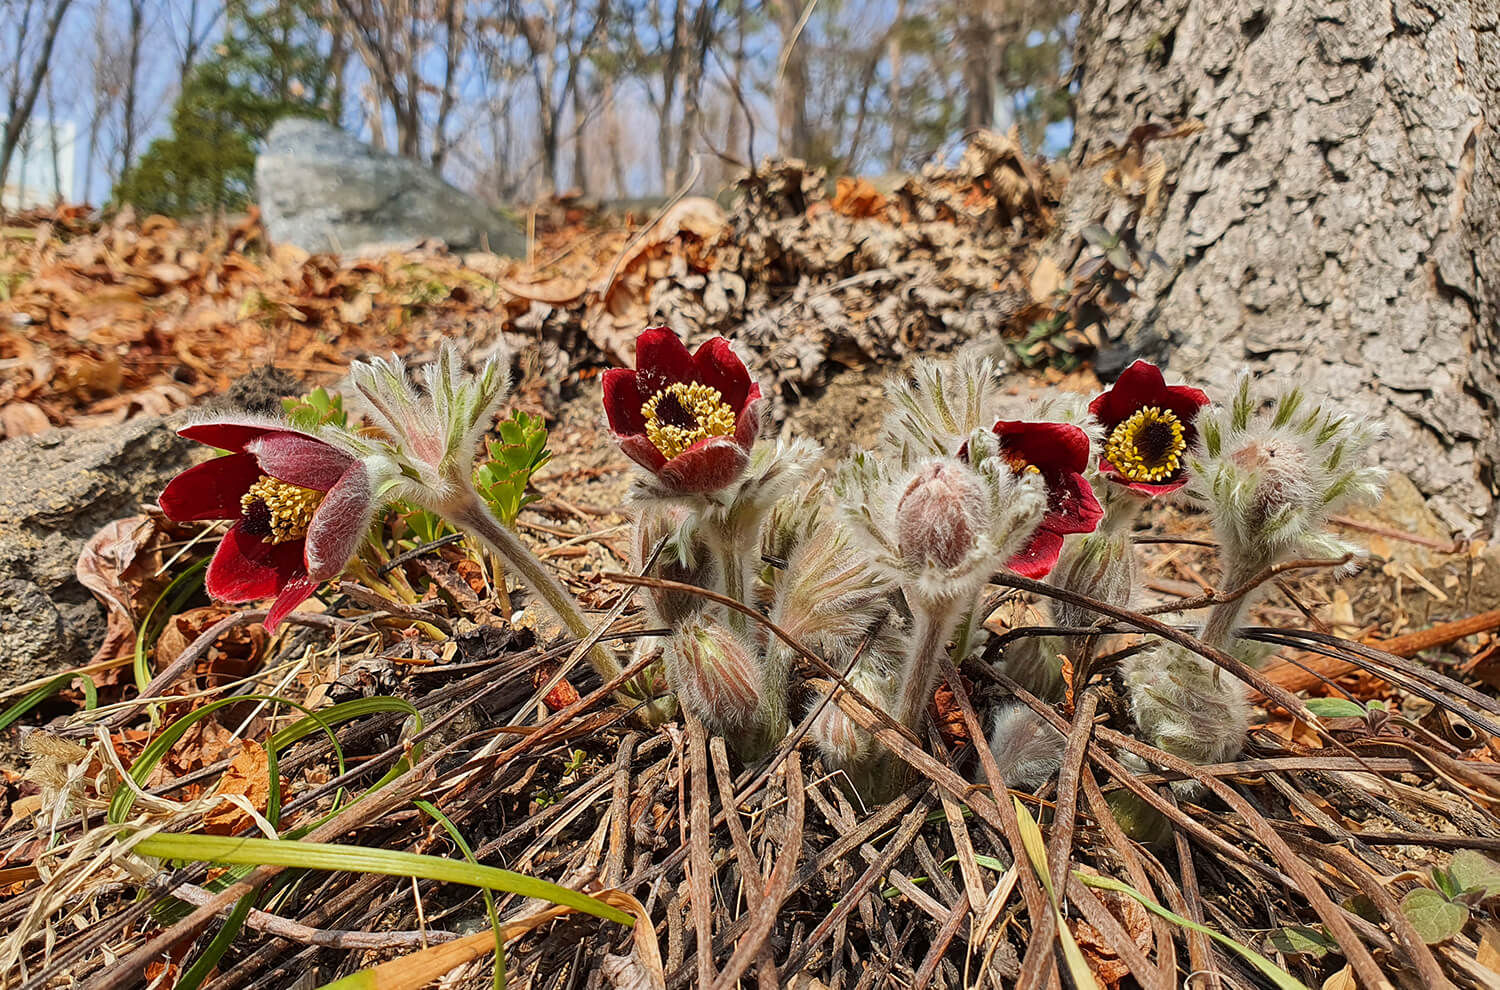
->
448 490 620 680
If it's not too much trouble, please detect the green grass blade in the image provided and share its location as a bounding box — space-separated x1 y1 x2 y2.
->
133 558 209 693
416 799 506 990
1074 872 1311 990
174 888 256 990
133 833 634 927
0 672 96 732
1013 798 1101 990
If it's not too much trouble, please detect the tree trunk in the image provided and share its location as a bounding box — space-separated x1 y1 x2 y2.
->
120 0 146 175
0 0 74 193
1060 0 1500 533
773 0 812 160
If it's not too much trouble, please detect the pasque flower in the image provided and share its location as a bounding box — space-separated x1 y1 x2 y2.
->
159 418 383 628
1089 360 1209 496
987 420 1102 578
603 326 763 494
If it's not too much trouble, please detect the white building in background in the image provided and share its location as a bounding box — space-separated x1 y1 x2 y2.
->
1 118 77 210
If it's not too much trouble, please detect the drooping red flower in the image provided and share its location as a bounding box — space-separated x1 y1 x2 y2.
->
159 419 376 628
1088 360 1210 496
602 326 763 494
990 420 1103 578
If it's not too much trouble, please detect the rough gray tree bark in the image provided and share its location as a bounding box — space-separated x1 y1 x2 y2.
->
1059 0 1499 534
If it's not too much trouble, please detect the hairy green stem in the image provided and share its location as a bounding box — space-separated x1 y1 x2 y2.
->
895 599 961 731
450 491 619 680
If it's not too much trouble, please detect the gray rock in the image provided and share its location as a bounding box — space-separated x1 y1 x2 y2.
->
256 118 526 257
0 417 197 686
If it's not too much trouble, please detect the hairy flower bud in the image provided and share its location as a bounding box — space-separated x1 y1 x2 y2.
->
896 462 986 571
664 616 763 737
633 504 715 626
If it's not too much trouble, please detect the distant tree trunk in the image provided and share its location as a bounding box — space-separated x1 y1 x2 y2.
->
1059 0 1500 533
887 0 906 168
773 0 812 159
673 1 714 188
0 0 74 194
604 79 627 197
959 5 994 132
120 0 146 174
430 0 463 169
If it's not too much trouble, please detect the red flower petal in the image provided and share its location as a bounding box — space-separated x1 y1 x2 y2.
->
692 337 753 412
305 465 374 581
179 421 280 451
159 452 263 522
1008 528 1065 579
205 521 308 602
602 367 648 436
992 421 1090 475
1099 467 1190 497
266 575 319 629
1046 469 1104 536
618 433 669 473
1088 360 1208 434
246 431 357 491
633 325 698 395
657 437 751 494
733 390 763 449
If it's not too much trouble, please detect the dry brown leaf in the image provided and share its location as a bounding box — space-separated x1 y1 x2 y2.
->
831 177 887 218
1030 255 1065 300
203 740 284 835
0 401 50 437
75 515 162 666
155 606 267 692
1322 964 1357 990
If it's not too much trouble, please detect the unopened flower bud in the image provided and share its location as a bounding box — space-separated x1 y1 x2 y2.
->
896 462 986 571
634 504 715 625
664 616 762 735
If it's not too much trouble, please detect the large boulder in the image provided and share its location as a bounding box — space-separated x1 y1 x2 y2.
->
256 118 527 257
0 417 197 686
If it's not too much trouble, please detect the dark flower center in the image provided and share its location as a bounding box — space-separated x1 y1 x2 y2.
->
241 498 274 537
1103 406 1187 483
240 475 324 544
640 382 737 459
1137 419 1180 464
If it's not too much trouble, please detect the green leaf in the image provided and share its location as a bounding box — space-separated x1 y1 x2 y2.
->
175 889 256 990
1081 224 1116 249
1268 925 1336 959
1401 887 1469 943
416 800 506 990
134 558 209 693
1014 799 1101 990
1450 851 1500 899
1303 698 1367 719
0 672 97 731
132 833 634 928
1076 872 1312 990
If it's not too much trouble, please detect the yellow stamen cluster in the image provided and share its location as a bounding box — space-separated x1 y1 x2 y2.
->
241 475 324 544
641 382 737 459
1004 452 1043 476
1104 406 1186 483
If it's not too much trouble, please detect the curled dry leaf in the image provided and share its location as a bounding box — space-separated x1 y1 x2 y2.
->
203 739 285 836
75 514 168 667
154 606 268 693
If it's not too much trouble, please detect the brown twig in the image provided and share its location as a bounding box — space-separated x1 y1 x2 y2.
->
1137 555 1353 617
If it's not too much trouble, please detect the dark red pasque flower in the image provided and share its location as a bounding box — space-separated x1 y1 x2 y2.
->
159 419 376 628
602 326 763 494
990 421 1103 578
1088 360 1210 496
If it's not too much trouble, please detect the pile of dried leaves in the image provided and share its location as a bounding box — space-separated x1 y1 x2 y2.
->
2 130 1100 440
